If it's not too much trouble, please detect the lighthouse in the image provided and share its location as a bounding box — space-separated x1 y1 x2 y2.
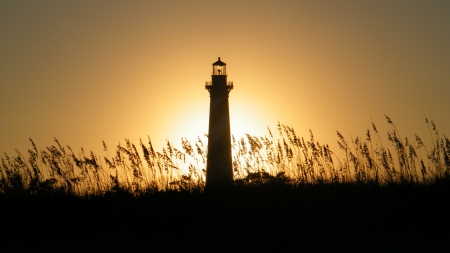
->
205 57 234 189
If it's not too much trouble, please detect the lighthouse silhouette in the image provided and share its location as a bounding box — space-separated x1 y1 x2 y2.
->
205 57 234 189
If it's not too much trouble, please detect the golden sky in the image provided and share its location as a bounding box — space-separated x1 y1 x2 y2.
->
1 0 449 157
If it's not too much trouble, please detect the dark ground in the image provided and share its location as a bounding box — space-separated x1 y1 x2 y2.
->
1 183 449 252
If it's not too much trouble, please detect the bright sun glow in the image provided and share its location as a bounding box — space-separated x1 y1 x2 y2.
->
229 99 271 141
163 95 270 151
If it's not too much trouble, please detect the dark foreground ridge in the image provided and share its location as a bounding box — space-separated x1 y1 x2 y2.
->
1 182 449 252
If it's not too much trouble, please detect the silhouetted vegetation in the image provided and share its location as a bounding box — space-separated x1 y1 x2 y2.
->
2 115 449 195
1 116 449 251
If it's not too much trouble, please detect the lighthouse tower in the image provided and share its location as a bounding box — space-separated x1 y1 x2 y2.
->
205 57 234 189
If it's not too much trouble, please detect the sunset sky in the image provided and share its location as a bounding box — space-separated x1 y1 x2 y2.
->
1 0 449 158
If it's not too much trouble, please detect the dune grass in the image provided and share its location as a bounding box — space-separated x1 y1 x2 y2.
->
1 116 450 251
1 115 449 197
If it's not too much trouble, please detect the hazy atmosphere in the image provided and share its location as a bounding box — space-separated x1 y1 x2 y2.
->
1 0 449 157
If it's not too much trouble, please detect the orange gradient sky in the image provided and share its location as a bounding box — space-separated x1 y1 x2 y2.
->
1 1 449 157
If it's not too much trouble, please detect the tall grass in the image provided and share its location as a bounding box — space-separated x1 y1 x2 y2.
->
1 116 449 196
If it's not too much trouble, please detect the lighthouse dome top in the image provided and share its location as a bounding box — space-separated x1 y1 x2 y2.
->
212 57 226 75
213 57 226 66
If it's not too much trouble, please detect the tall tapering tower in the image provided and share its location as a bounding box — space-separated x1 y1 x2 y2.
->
205 57 234 188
